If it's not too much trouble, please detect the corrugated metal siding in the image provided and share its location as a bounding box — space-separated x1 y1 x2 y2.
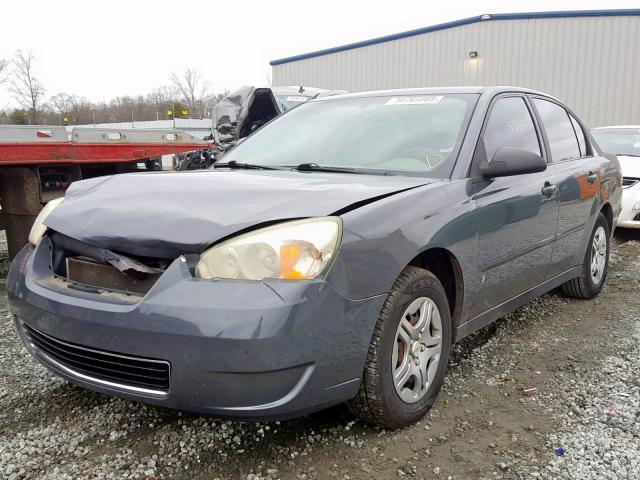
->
272 16 640 126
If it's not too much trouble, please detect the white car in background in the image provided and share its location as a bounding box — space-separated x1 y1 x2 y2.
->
591 126 640 229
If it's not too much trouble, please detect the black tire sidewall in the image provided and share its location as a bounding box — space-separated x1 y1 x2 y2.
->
378 272 452 428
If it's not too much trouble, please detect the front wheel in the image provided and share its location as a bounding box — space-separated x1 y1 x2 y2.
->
348 267 451 429
561 212 610 299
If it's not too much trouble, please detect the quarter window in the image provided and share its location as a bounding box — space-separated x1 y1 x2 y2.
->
532 98 580 162
482 97 541 163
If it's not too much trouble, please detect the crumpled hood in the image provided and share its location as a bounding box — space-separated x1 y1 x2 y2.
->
45 169 432 258
618 155 640 178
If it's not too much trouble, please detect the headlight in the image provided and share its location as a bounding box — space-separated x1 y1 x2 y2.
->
28 197 65 245
195 217 342 281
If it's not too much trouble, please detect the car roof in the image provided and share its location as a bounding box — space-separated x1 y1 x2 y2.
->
592 125 640 130
312 86 556 101
272 86 330 97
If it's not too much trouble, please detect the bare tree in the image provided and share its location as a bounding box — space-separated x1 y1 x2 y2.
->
170 68 209 118
144 86 178 120
0 59 7 84
48 92 77 115
148 86 178 106
3 69 227 125
10 50 45 123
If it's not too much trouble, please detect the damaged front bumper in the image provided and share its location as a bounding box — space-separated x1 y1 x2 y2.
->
7 240 384 420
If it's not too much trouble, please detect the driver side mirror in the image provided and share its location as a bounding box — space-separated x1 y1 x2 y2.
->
479 147 547 178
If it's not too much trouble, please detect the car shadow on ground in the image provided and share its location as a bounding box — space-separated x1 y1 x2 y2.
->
614 228 640 244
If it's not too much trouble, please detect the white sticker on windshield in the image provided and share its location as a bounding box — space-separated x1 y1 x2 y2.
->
385 95 443 105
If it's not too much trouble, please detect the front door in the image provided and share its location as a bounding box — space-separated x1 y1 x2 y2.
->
470 95 559 317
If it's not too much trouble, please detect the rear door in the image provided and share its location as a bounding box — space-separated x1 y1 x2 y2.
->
530 97 601 276
470 95 559 317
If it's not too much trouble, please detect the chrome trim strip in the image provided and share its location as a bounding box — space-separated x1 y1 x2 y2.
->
30 345 169 398
22 324 170 398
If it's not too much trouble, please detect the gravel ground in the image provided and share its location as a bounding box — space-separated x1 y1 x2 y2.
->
0 230 639 480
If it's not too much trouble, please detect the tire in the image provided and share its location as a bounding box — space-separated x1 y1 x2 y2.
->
348 267 452 429
561 212 610 299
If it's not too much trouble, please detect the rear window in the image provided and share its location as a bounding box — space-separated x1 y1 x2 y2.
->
569 114 587 156
533 98 580 162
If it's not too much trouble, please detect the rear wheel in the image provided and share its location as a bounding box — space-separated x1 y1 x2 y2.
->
561 213 610 299
348 267 451 429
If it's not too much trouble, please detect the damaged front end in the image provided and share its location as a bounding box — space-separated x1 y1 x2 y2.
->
7 225 384 419
46 232 167 298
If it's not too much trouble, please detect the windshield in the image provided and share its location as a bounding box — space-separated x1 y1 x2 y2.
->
591 128 640 157
221 94 478 176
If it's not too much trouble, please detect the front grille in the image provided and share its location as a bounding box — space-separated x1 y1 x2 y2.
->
622 177 639 188
23 324 170 393
65 256 160 295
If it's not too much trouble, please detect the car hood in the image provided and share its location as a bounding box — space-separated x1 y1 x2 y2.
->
618 155 640 178
45 169 433 258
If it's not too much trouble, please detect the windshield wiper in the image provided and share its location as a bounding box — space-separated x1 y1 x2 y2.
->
294 163 362 174
213 161 280 170
616 153 640 157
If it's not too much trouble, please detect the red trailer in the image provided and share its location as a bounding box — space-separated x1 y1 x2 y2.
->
0 125 206 258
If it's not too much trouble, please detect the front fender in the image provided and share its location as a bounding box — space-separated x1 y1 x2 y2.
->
325 180 477 318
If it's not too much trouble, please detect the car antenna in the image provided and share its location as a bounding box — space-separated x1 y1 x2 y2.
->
299 85 305 93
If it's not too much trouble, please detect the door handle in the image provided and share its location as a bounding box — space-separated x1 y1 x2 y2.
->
541 182 557 196
587 172 598 184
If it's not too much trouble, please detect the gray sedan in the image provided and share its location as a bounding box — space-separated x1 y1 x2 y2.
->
7 87 621 428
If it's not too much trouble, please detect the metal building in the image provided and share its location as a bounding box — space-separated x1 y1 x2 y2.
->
270 9 640 127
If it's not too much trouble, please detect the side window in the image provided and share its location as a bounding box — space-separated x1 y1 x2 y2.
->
569 114 587 156
532 98 580 162
482 97 541 163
